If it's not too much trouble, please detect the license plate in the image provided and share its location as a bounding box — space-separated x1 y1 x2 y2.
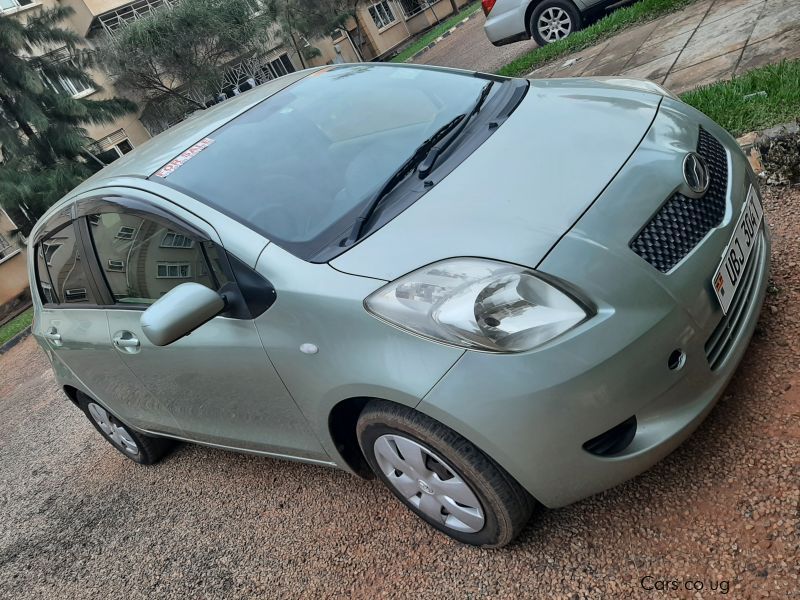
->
712 186 763 313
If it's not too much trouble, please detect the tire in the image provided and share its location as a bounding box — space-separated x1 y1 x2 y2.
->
76 391 174 465
357 400 535 548
530 0 582 46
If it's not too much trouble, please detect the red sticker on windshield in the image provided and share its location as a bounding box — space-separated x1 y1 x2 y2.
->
154 137 215 178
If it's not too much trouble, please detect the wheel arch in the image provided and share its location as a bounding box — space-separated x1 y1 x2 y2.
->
63 385 80 407
327 396 374 478
524 0 542 36
327 396 465 480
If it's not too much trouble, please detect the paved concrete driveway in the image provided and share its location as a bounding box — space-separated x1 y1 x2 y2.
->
413 8 539 74
1 183 799 598
530 0 800 92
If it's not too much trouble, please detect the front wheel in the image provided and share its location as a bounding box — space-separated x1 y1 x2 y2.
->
530 0 582 46
357 401 535 547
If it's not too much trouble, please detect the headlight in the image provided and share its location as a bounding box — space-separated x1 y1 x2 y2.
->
364 258 591 353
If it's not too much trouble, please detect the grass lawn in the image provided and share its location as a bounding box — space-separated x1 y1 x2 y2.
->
497 0 697 77
0 307 33 347
682 60 800 137
391 1 482 64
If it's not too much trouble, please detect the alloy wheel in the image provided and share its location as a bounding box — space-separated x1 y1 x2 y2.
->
88 403 140 456
373 434 485 533
538 7 572 43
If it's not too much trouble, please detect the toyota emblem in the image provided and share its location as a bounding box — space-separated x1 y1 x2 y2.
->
682 152 710 196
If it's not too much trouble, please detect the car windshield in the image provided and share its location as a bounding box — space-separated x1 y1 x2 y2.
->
157 65 495 260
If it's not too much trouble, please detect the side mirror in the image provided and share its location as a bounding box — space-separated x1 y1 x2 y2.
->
140 282 225 347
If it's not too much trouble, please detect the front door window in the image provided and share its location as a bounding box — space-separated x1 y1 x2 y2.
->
87 213 226 304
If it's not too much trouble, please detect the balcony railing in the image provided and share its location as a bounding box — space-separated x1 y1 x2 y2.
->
94 0 181 35
398 0 435 19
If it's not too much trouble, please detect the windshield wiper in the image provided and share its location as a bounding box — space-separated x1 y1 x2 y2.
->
417 80 494 178
342 113 466 246
342 80 496 247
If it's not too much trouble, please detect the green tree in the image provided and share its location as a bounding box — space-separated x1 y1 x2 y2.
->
265 0 356 68
100 0 275 114
0 6 136 232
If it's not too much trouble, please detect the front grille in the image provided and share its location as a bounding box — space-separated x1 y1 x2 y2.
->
705 230 765 370
631 127 729 272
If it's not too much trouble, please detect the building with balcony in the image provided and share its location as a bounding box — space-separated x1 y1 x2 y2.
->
1 0 472 164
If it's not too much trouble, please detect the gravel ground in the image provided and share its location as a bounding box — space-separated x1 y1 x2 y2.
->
412 12 539 74
1 187 798 599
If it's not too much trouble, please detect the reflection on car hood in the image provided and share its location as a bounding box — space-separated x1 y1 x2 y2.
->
331 78 662 281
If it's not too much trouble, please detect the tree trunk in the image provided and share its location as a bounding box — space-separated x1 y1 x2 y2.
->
449 0 459 15
290 31 307 69
284 2 307 69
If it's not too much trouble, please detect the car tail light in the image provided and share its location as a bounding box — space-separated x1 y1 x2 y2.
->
482 0 497 16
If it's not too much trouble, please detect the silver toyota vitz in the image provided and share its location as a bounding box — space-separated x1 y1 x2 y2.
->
29 64 769 548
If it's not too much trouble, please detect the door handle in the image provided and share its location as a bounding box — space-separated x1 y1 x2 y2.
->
112 334 140 349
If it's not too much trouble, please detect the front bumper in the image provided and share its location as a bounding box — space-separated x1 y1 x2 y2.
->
417 100 770 508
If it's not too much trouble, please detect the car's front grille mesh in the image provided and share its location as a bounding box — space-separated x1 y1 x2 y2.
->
631 127 729 272
705 229 765 370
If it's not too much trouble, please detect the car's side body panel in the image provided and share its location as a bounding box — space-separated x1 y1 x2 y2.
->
30 186 329 462
252 243 465 465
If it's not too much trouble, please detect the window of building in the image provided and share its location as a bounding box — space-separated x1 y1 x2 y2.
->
64 288 88 302
96 139 133 164
116 226 136 240
88 212 225 305
160 231 194 248
0 233 13 260
36 223 98 305
42 241 61 265
369 1 397 29
156 262 191 278
398 0 431 18
107 259 126 272
41 64 94 98
0 0 35 13
267 54 296 78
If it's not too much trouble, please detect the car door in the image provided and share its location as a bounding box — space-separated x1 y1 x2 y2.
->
32 216 181 434
80 192 327 461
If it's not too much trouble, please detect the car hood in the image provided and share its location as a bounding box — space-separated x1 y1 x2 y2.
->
331 78 662 281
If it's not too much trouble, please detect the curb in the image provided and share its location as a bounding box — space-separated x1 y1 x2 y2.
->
0 326 32 356
405 9 482 63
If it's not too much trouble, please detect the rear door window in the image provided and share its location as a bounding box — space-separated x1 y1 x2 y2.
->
37 223 98 305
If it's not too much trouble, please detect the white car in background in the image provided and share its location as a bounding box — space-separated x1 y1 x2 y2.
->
482 0 629 46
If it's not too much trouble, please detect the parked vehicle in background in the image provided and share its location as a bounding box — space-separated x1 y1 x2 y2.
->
29 63 768 548
483 0 629 46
